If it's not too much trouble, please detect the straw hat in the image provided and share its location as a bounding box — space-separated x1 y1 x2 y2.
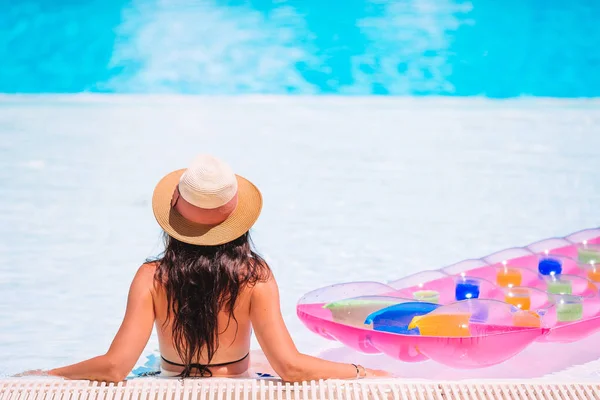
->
152 154 262 246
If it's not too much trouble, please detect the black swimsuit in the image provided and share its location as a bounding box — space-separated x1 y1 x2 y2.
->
161 352 250 376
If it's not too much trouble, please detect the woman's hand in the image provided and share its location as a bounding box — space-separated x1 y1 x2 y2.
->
365 368 392 378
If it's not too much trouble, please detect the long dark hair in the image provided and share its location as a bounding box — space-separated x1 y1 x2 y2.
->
151 230 269 377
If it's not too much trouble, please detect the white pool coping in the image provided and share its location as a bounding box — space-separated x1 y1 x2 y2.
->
1 378 599 400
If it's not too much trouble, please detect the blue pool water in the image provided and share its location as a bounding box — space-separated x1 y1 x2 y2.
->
1 0 599 96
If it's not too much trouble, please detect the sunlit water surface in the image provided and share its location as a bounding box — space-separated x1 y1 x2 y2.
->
0 95 599 379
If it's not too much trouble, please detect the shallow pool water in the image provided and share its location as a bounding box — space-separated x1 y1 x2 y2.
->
0 95 599 378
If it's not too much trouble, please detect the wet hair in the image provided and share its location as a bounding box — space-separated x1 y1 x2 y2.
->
150 231 269 377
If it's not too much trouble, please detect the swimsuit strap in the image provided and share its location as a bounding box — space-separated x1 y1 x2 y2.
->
161 352 250 369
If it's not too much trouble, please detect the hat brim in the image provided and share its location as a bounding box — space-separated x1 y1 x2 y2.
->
152 169 262 246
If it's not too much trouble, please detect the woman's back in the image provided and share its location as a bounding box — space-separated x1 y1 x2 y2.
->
151 260 254 377
149 228 270 378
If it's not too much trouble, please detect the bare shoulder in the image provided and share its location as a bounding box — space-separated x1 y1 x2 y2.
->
250 268 279 299
138 262 158 278
132 262 158 290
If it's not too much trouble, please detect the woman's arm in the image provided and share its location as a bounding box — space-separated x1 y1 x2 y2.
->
249 272 388 382
47 264 156 382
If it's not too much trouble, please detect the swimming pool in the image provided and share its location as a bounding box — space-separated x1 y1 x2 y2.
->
1 0 599 96
1 96 600 379
1 0 600 381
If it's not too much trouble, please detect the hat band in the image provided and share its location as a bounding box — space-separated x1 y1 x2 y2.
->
171 185 238 225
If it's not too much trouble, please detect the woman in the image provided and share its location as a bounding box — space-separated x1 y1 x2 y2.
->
35 154 387 382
